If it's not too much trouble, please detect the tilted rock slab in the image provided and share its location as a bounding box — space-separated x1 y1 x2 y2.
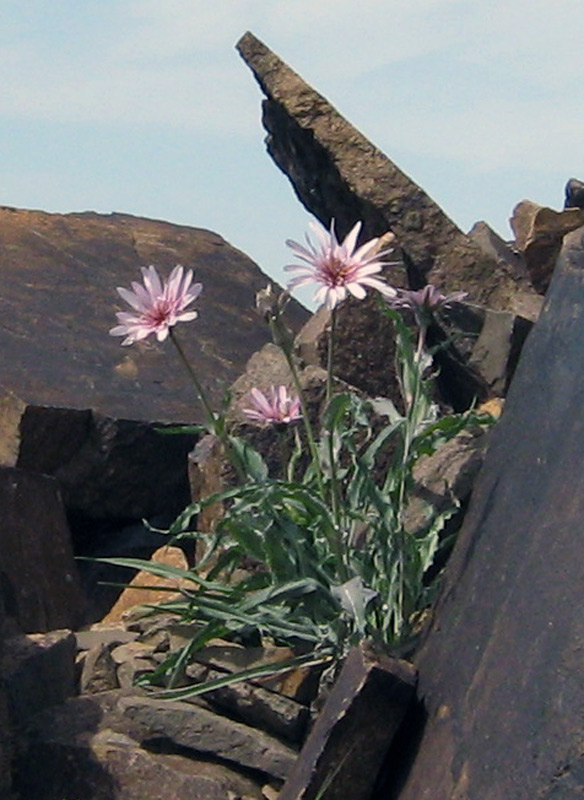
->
236 32 538 316
390 224 584 799
0 205 308 423
119 694 298 781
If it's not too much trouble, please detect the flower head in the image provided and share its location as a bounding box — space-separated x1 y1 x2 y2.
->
285 220 397 310
243 386 303 425
110 265 202 345
388 285 467 325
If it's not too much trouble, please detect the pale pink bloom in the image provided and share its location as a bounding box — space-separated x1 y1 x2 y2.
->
110 265 202 345
243 386 303 425
285 220 397 310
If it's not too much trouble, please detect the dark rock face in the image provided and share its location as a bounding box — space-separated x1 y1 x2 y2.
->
236 32 539 316
391 225 584 799
0 206 308 423
0 467 85 632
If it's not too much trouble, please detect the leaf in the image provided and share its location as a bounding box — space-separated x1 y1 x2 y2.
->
331 576 377 636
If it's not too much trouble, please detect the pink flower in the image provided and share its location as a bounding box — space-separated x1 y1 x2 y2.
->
243 386 303 425
285 220 397 310
387 285 467 324
110 265 202 345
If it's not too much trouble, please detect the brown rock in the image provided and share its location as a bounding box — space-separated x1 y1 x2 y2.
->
16 694 264 800
80 643 120 694
119 695 298 780
101 545 190 624
0 396 197 520
510 200 584 294
185 661 310 743
236 32 538 316
0 466 84 632
0 205 308 423
278 642 417 800
391 225 584 799
3 629 76 728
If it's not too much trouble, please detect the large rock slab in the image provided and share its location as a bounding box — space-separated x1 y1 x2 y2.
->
236 32 538 316
0 466 85 632
392 224 584 799
0 206 308 423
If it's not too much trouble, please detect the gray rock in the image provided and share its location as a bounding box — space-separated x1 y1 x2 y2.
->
119 695 298 780
75 626 138 652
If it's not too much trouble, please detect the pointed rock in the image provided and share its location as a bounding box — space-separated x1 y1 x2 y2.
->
236 32 538 316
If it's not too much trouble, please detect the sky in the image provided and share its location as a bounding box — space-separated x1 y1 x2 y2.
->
2 0 584 309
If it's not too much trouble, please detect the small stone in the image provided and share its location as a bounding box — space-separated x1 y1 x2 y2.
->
80 643 120 694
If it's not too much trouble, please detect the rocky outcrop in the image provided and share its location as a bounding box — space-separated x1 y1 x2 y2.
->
0 206 308 423
236 32 539 317
388 225 584 799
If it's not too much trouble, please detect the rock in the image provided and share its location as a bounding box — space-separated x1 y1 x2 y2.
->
564 177 584 209
0 399 197 520
185 661 310 743
390 224 584 799
16 693 264 800
0 466 85 632
0 593 14 799
278 642 417 800
100 546 191 624
236 32 539 317
193 640 321 704
0 205 308 423
402 428 490 538
75 625 138 652
80 643 120 694
3 629 76 729
510 199 584 294
119 695 298 781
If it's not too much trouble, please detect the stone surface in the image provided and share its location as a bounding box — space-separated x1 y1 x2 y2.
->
16 693 264 800
80 643 120 694
0 466 85 632
101 546 191 624
0 591 14 799
391 224 584 799
0 205 308 423
119 694 298 780
278 642 417 800
3 629 76 729
0 400 197 520
564 177 584 210
402 428 490 538
186 661 310 743
236 32 538 316
510 199 584 294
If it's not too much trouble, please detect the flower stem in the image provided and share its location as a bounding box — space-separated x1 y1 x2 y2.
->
169 329 246 483
169 329 217 432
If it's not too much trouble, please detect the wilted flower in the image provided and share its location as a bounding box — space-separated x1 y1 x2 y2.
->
285 219 397 310
243 386 303 425
110 265 202 345
388 285 467 326
255 284 290 322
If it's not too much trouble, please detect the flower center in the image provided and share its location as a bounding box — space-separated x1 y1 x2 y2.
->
323 257 354 286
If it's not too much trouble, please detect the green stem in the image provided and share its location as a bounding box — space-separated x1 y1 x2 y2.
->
326 308 336 405
169 329 246 483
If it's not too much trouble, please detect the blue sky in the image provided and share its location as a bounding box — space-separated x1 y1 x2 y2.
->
2 1 583 308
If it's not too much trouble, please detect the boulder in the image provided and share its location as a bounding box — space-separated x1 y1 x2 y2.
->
0 205 308 423
0 394 197 520
0 466 85 632
389 224 584 799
